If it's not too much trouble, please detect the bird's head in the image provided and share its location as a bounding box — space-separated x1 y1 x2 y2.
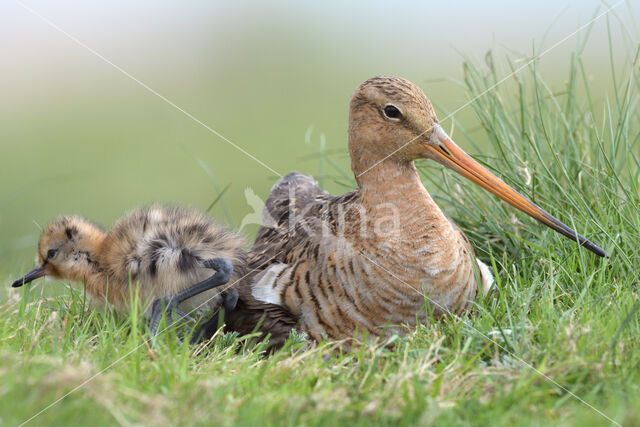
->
12 216 105 288
348 76 607 257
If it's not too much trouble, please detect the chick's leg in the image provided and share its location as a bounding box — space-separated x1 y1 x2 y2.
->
149 258 235 341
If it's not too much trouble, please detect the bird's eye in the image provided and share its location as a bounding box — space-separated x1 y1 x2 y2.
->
47 249 58 259
383 105 402 120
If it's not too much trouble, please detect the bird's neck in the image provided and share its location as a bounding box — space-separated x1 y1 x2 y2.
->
66 235 108 286
355 159 447 224
75 236 125 307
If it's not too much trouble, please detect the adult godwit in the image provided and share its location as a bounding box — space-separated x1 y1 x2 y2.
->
222 76 606 350
11 205 246 340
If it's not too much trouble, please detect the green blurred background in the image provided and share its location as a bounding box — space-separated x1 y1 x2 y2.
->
0 1 635 271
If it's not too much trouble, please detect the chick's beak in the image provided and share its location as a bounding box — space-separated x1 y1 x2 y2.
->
424 125 608 258
11 266 46 288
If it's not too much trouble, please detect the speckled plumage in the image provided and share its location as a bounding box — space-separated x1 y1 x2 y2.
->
15 205 248 317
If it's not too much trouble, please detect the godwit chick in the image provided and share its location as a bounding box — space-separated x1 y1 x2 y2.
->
11 205 246 340
225 76 607 350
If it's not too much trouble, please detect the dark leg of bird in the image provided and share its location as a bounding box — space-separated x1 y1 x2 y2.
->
149 258 234 341
190 311 221 344
223 288 239 312
189 288 238 344
149 299 167 341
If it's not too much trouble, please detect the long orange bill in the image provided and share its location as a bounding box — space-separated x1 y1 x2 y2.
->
427 125 607 258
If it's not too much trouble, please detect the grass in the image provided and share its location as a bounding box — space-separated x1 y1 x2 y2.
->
2 37 640 425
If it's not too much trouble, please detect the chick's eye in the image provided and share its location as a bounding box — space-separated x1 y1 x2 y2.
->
383 105 402 119
47 249 57 259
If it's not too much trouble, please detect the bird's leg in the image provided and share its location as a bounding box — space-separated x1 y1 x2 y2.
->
189 285 239 344
189 312 221 345
149 258 235 341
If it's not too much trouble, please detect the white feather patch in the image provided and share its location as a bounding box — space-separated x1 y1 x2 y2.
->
476 258 495 296
251 263 288 305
